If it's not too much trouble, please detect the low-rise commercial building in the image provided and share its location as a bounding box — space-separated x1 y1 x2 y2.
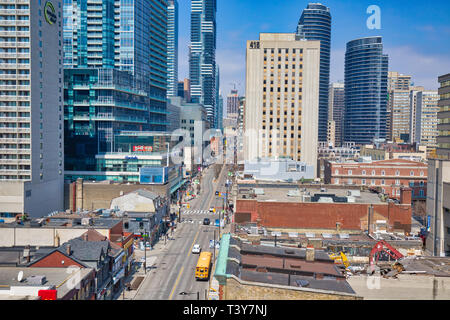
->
0 216 123 247
324 158 427 201
214 234 360 300
234 183 412 234
360 143 427 162
347 256 450 300
426 159 450 256
243 158 315 182
0 267 95 300
110 189 169 246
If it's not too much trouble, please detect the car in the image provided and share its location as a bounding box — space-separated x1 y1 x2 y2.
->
209 207 215 213
192 244 201 254
203 218 210 225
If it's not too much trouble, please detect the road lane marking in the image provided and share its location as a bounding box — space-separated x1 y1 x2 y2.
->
168 227 201 300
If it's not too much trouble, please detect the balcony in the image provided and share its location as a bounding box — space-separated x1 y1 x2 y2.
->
0 63 17 68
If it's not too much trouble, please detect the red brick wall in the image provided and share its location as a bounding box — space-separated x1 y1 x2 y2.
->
29 251 85 268
109 221 124 238
235 200 411 233
326 159 427 200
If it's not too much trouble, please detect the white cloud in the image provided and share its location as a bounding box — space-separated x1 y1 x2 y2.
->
330 46 449 90
385 46 449 90
216 48 246 95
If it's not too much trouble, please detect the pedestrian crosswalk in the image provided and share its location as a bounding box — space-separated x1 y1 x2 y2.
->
181 209 216 215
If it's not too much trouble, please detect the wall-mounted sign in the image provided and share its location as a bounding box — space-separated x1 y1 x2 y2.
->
44 2 57 25
133 145 153 152
249 41 260 49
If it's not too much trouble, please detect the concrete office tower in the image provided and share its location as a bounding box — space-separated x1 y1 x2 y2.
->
0 0 64 217
244 34 320 172
344 37 388 145
296 3 331 143
389 89 411 142
387 72 412 141
414 90 439 155
437 73 450 160
409 86 425 143
388 71 411 90
167 0 178 97
328 82 344 146
189 0 217 127
227 89 239 116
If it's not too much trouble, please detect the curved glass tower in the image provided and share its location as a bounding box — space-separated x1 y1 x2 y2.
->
296 3 331 142
344 36 388 144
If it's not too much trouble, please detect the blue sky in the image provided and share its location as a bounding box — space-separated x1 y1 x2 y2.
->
177 0 450 97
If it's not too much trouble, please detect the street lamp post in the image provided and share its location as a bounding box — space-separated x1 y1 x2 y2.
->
143 232 147 274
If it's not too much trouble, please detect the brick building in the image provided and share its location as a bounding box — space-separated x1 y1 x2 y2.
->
234 184 412 234
324 159 427 201
214 234 360 300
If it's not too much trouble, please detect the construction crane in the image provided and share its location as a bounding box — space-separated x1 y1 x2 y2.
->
369 240 404 266
329 251 350 269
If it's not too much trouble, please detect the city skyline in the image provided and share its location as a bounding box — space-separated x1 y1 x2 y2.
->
177 0 450 96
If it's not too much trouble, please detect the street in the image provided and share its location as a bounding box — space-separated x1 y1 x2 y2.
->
133 164 230 300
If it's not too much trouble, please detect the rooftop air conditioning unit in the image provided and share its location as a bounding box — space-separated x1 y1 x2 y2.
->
81 218 92 226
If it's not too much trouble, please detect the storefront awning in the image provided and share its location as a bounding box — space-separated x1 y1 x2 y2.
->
170 179 188 194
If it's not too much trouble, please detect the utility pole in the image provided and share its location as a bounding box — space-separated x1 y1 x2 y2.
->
213 229 216 262
144 232 147 274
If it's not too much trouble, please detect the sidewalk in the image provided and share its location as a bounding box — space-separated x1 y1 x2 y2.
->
118 230 178 300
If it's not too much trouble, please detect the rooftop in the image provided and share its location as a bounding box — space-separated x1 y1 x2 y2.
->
237 184 383 204
218 234 356 295
0 267 94 299
0 217 122 230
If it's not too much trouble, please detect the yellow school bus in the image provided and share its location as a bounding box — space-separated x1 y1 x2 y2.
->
195 251 212 281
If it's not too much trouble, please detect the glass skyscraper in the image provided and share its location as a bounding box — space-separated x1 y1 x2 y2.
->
63 0 169 172
296 3 331 142
189 0 217 127
167 0 178 97
344 36 388 145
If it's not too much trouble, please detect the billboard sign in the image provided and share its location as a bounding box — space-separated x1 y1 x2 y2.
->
38 289 57 300
133 145 153 152
139 167 168 185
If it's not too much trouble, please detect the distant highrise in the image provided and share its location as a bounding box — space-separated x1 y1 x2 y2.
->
413 91 439 155
387 72 412 141
344 37 388 145
388 71 411 91
296 3 331 142
244 33 320 171
328 82 345 146
227 90 239 115
0 0 64 217
167 0 178 97
189 0 217 127
215 65 221 129
389 89 411 142
409 86 425 143
437 73 450 159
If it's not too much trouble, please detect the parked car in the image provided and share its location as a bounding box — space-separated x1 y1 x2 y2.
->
192 244 201 254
